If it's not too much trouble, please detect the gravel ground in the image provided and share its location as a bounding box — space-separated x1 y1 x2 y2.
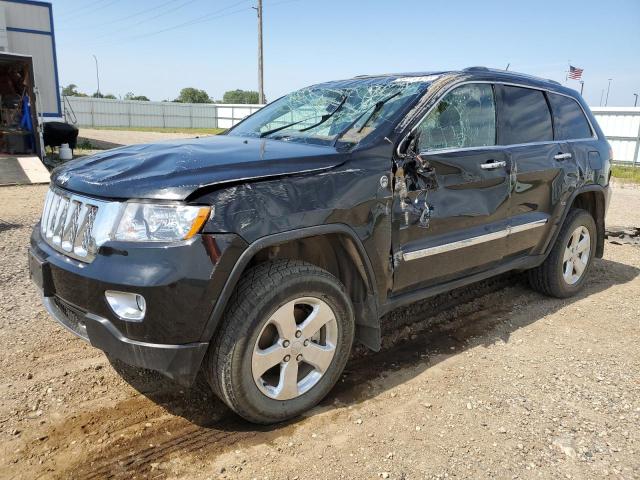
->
0 184 638 480
78 128 201 149
608 180 640 228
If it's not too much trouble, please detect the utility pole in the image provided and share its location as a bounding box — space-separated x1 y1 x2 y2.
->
605 78 612 107
92 54 100 96
254 0 265 104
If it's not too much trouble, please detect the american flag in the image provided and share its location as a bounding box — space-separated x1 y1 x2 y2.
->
568 65 584 80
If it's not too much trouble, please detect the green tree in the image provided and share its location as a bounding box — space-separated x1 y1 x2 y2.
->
91 92 117 99
124 92 150 101
222 89 261 104
174 87 211 103
61 84 87 97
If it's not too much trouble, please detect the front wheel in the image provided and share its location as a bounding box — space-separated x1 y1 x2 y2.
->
528 208 597 298
205 260 355 424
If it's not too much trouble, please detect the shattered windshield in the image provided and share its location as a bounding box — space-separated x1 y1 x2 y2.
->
227 77 433 146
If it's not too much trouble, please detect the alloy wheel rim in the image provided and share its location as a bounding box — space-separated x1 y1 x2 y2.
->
251 296 338 400
563 226 591 285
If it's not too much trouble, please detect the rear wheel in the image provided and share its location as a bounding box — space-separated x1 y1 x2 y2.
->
205 260 354 424
528 208 596 298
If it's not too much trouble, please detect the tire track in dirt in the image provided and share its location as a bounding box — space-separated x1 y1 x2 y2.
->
46 395 295 480
44 275 524 479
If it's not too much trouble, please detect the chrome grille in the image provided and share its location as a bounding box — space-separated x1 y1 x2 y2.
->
40 188 117 262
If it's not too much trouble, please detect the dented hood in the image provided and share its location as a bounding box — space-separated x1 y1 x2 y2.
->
51 135 348 200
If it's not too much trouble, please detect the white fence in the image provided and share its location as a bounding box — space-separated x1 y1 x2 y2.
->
63 96 264 129
591 107 640 166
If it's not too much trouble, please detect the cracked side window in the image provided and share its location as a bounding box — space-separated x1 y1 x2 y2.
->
416 84 496 151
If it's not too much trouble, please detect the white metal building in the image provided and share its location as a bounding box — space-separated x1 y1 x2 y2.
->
0 0 60 119
0 0 57 184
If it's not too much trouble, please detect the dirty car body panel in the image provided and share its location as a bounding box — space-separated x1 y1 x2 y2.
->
29 68 611 387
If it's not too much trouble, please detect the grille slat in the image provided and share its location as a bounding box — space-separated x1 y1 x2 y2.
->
40 188 108 262
45 193 60 238
61 200 80 252
51 197 69 246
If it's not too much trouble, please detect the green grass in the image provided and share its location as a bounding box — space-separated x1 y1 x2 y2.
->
91 126 226 135
611 165 640 183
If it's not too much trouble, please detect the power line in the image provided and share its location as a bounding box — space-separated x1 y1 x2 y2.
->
267 0 303 7
57 0 112 18
89 0 302 48
88 0 202 40
59 0 124 21
58 0 183 31
90 0 251 48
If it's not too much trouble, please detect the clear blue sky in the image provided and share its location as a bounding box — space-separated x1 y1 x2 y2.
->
51 0 640 106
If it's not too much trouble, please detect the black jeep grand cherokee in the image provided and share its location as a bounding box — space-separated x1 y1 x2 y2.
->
29 68 611 424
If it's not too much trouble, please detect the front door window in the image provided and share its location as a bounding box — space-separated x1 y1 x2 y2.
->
415 84 496 151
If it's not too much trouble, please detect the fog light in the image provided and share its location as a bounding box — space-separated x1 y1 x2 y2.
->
105 291 146 322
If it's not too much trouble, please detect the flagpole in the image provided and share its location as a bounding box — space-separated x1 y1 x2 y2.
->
580 81 584 96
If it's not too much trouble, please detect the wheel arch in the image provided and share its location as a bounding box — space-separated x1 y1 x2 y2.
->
200 224 382 351
544 185 607 259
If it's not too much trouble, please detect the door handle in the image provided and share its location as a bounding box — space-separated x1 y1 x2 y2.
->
554 152 572 160
480 160 506 170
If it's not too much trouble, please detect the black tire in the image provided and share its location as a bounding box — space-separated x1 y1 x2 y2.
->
528 208 597 298
204 259 355 424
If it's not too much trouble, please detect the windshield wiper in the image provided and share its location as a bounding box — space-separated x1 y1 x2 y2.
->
332 91 401 146
259 94 348 139
298 94 348 132
259 119 305 138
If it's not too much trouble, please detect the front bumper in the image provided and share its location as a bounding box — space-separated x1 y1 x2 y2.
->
41 295 209 385
29 225 246 385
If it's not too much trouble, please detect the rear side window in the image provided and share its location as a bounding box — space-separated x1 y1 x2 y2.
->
496 85 553 144
547 93 592 140
416 83 496 151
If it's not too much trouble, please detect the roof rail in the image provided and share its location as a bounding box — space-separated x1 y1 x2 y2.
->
463 66 489 72
464 66 563 87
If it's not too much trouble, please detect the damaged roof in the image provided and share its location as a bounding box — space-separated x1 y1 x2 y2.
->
351 67 567 92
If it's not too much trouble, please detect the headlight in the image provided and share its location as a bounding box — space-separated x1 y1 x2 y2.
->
115 203 211 242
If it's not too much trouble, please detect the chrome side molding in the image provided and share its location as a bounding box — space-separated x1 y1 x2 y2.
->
401 218 548 261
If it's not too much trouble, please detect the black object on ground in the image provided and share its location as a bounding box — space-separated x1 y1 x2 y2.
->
606 227 640 246
43 122 78 149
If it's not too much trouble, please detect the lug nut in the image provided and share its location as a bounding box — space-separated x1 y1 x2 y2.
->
283 340 290 347
295 330 302 338
296 354 303 362
283 355 291 362
303 339 309 347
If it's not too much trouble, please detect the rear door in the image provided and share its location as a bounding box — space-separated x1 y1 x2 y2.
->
546 91 598 176
392 83 511 293
495 84 559 257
